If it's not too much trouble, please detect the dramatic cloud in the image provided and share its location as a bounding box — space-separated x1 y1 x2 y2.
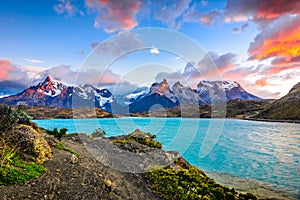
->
248 15 300 73
0 59 14 81
224 0 300 25
195 0 300 27
85 0 142 33
152 0 192 28
155 52 237 85
25 58 44 64
53 0 81 17
0 58 48 87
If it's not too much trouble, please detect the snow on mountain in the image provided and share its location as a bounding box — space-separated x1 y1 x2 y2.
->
37 76 70 98
122 87 149 105
196 80 261 103
95 88 114 108
0 76 263 114
0 76 114 112
129 79 179 113
148 79 178 103
172 81 204 104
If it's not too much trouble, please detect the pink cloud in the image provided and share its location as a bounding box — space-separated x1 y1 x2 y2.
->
255 77 268 87
0 59 14 81
224 0 300 25
86 0 141 33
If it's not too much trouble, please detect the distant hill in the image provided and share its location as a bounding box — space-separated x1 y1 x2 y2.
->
255 82 300 120
130 99 271 118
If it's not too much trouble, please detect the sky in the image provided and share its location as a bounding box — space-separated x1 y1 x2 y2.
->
0 0 299 99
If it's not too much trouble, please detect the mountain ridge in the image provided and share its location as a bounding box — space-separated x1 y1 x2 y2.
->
0 76 263 114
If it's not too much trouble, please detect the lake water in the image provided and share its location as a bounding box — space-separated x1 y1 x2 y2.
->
34 118 300 198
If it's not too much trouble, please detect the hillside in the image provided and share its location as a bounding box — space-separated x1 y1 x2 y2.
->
130 99 271 118
255 82 300 121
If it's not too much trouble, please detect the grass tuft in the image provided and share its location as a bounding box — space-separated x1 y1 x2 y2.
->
54 142 77 155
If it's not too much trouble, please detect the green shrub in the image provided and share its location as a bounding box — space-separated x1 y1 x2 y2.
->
47 127 67 139
13 106 33 125
91 128 106 138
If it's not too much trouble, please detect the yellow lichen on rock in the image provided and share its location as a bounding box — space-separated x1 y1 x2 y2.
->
15 124 52 163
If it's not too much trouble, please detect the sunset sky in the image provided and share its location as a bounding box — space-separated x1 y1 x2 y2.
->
0 0 299 99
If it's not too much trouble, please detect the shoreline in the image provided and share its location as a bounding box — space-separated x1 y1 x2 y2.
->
33 115 300 124
243 117 300 124
205 171 298 200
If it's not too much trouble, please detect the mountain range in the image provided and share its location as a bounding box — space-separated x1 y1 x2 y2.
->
0 76 261 113
0 76 262 114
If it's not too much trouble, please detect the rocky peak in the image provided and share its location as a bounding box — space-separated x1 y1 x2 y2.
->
172 81 184 89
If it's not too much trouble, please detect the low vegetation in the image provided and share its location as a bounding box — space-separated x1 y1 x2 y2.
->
128 129 162 149
0 146 46 185
111 129 162 149
46 127 68 140
91 128 106 138
146 158 257 200
0 105 51 185
54 142 77 155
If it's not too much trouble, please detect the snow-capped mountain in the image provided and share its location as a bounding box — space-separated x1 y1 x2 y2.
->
0 76 114 111
0 76 262 114
172 81 205 104
196 80 261 104
122 87 149 105
129 79 179 113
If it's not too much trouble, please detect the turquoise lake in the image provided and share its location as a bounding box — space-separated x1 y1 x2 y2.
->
34 118 300 198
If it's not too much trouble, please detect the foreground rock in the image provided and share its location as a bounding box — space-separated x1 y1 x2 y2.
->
0 127 261 200
0 133 160 200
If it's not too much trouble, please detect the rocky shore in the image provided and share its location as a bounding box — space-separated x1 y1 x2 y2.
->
0 105 294 199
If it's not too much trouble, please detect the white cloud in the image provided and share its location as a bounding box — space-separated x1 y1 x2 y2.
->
25 58 44 64
150 47 160 54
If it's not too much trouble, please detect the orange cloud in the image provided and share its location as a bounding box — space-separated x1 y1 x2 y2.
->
251 28 300 61
255 78 268 87
248 15 300 74
0 59 14 81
